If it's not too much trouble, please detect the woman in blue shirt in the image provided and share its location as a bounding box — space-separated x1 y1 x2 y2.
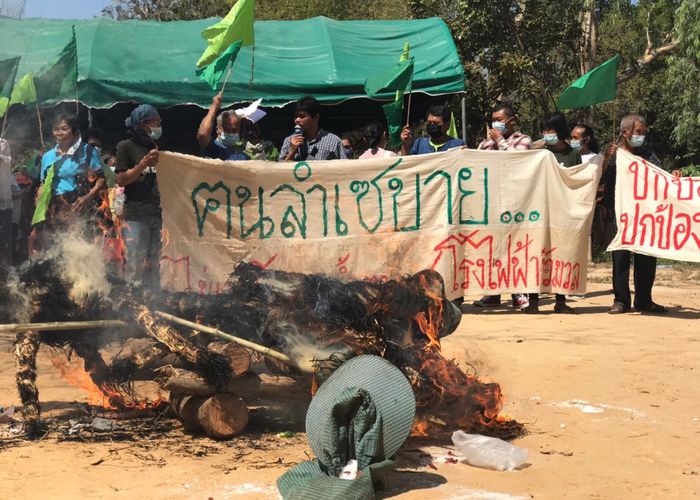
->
34 114 104 236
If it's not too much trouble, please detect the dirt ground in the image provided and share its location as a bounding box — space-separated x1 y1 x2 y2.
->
1 263 699 500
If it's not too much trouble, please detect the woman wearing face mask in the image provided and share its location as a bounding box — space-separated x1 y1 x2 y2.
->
523 112 581 315
114 104 161 289
31 114 105 250
359 121 397 159
569 124 599 162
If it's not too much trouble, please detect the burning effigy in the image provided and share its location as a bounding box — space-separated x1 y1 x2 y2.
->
0 228 525 441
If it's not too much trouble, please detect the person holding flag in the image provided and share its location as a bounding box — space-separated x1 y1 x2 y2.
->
400 104 465 156
31 114 105 250
197 93 248 161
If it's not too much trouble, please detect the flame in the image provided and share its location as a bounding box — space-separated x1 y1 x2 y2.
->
51 355 165 410
52 356 116 409
413 274 444 350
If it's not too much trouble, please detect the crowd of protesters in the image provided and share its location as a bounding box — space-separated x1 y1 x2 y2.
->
0 94 682 315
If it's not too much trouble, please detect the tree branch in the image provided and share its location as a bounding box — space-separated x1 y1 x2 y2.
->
616 41 678 84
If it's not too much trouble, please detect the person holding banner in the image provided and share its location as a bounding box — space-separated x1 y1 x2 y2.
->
603 114 667 314
279 96 347 162
525 112 581 314
570 124 599 163
115 104 162 289
197 93 248 161
474 103 531 310
400 104 465 155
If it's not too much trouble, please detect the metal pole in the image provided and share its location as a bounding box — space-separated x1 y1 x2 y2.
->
461 96 467 143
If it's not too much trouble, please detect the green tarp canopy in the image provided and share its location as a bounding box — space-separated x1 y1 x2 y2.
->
0 16 465 108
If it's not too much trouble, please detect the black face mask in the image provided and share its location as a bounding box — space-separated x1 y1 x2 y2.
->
426 123 444 139
344 147 353 158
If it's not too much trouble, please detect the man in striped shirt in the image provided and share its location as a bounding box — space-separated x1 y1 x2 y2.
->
477 102 532 151
474 103 532 310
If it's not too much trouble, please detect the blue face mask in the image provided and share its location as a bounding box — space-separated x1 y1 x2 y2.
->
219 132 240 147
543 133 559 145
492 121 507 133
570 139 581 150
630 134 645 148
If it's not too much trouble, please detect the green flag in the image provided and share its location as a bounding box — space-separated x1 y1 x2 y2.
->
395 42 410 102
32 166 55 225
364 58 414 98
0 56 20 118
196 41 242 91
447 111 458 138
557 55 619 110
197 0 255 69
34 27 78 103
383 100 404 147
9 73 37 105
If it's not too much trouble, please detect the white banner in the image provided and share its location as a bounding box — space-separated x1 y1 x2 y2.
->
156 149 601 298
608 149 700 261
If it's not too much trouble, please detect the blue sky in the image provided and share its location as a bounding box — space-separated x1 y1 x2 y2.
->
25 0 113 19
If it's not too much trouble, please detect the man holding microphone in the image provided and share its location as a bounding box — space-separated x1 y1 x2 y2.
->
278 96 347 161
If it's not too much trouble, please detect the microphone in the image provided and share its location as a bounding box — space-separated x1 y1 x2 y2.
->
294 125 303 136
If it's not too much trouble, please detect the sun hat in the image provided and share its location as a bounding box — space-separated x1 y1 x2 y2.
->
278 355 416 499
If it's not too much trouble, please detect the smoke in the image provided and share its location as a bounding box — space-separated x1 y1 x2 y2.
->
0 266 31 323
45 225 111 306
269 320 349 374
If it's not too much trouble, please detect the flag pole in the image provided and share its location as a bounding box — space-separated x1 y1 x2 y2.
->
220 61 234 95
1 109 9 138
35 103 45 148
404 71 415 126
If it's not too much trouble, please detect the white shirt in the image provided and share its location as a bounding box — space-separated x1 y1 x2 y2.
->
0 139 13 211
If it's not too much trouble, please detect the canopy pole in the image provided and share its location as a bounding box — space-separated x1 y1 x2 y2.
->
35 103 45 148
249 44 256 99
461 96 467 143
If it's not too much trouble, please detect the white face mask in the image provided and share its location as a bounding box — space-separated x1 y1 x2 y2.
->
149 127 162 140
570 139 581 150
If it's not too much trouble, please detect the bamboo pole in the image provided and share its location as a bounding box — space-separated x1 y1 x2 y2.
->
153 310 296 367
220 62 234 95
35 103 45 148
0 319 127 334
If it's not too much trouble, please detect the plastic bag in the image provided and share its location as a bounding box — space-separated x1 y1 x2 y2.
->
451 430 528 471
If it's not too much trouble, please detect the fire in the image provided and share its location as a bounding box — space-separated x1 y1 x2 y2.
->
407 272 522 439
51 356 115 409
413 273 444 349
51 355 165 411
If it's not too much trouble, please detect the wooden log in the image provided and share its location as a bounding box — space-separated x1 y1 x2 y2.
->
176 395 207 432
207 342 251 379
163 369 311 401
197 394 249 439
